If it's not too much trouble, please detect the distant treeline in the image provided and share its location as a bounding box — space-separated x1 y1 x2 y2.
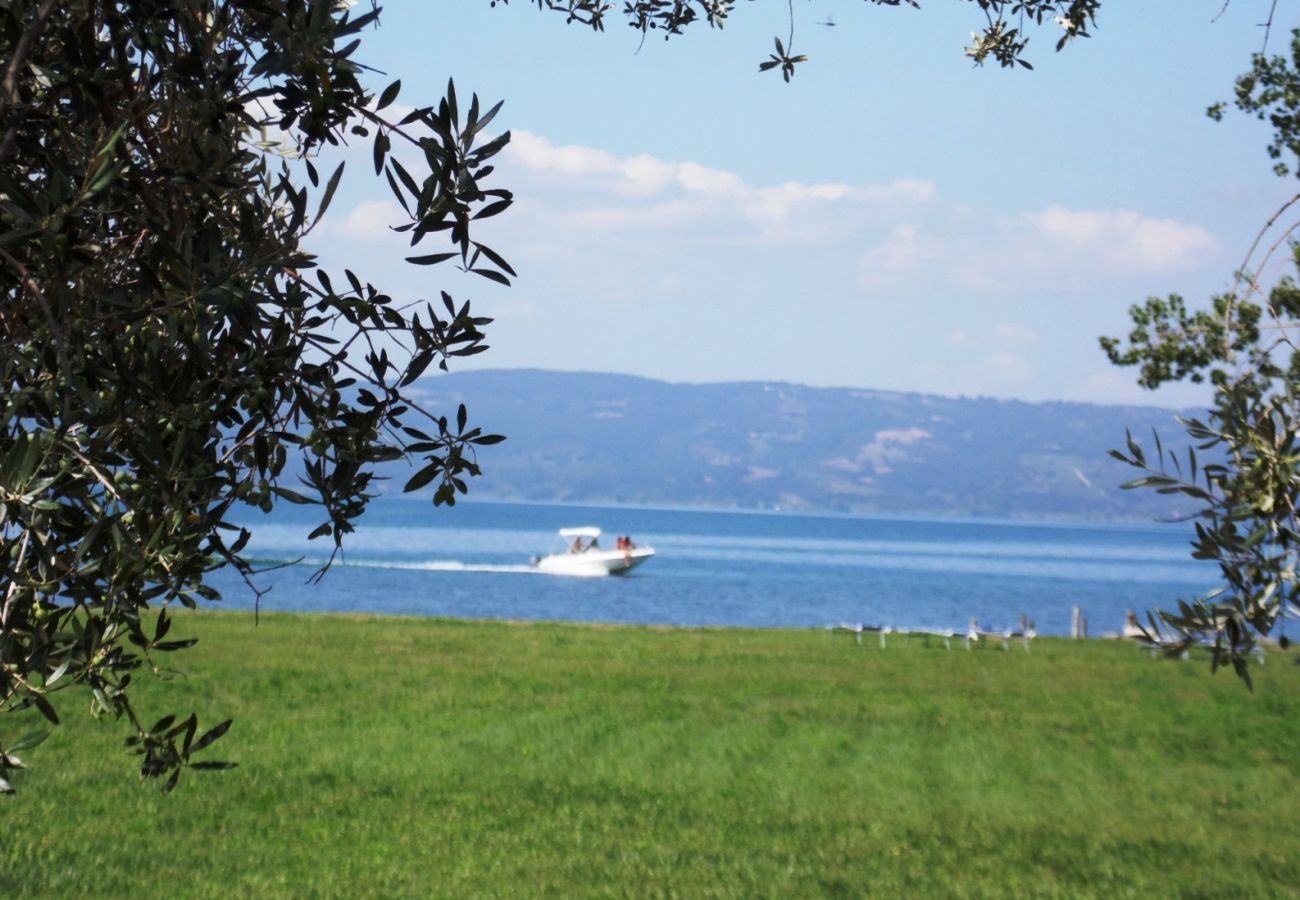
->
392 369 1201 522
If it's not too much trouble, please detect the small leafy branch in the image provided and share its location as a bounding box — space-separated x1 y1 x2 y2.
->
760 35 808 83
506 0 1099 79
1109 410 1298 689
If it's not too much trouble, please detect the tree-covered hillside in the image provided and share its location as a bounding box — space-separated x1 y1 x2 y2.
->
407 369 1199 521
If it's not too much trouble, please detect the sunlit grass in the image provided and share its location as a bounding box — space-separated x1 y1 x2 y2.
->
3 612 1298 897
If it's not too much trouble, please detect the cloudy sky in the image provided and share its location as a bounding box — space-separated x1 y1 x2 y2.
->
310 1 1294 407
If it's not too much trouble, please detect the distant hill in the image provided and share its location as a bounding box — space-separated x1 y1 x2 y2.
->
398 369 1204 522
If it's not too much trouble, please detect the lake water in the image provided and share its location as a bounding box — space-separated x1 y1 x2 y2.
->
204 498 1217 637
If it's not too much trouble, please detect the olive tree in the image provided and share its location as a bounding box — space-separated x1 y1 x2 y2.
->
0 0 511 792
1103 22 1300 685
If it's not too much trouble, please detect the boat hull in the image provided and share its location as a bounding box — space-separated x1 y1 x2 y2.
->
533 547 655 577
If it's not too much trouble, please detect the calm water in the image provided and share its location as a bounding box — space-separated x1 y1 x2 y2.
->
204 498 1217 637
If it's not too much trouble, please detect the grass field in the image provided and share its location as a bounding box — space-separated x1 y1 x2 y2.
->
2 611 1298 898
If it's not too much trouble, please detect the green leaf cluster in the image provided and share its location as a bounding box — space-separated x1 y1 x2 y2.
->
1213 27 1300 178
1 1 507 791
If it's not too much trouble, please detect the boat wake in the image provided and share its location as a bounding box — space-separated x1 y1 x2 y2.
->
246 556 539 575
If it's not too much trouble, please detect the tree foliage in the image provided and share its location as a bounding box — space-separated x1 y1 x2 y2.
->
0 0 511 792
512 0 1100 75
1102 26 1300 685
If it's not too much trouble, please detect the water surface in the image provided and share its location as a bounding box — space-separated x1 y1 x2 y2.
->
205 498 1215 636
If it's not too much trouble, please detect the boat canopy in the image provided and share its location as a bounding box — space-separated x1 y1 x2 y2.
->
558 527 602 539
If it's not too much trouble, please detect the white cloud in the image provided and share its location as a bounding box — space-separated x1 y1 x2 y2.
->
852 202 1218 296
509 130 619 178
619 153 677 196
329 199 406 241
858 224 928 288
505 129 936 236
1026 206 1216 274
677 161 746 197
505 132 1212 293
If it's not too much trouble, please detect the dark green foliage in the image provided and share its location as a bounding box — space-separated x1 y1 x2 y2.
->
0 1 508 790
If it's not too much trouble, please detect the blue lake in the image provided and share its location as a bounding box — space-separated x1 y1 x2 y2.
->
205 498 1218 637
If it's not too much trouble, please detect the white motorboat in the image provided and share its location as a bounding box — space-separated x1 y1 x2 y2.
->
530 527 654 577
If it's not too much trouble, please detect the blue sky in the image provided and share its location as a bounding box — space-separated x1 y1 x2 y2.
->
309 1 1295 407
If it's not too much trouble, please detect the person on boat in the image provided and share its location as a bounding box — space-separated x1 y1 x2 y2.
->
570 537 583 554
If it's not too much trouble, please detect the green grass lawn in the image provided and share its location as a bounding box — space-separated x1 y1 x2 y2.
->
3 611 1298 898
